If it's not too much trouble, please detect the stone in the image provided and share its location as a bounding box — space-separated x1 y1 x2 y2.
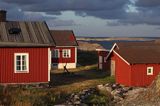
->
105 86 112 92
74 100 81 105
97 84 104 90
114 95 123 102
105 83 110 87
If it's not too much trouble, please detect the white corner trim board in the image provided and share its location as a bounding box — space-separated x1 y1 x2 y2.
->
48 48 51 81
75 47 77 63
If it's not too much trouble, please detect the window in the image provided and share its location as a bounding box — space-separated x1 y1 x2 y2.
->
147 67 153 75
52 49 59 58
14 53 29 73
9 28 21 34
62 49 71 58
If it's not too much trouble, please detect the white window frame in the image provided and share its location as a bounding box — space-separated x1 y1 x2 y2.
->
14 53 29 73
62 49 71 58
52 49 60 58
147 67 153 75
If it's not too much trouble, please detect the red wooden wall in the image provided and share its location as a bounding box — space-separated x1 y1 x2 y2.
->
51 47 76 63
131 64 160 86
97 51 108 70
109 52 132 86
0 48 49 83
108 52 160 87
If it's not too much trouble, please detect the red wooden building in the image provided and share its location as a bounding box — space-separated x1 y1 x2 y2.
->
106 41 160 87
0 10 55 84
96 49 109 71
50 30 78 69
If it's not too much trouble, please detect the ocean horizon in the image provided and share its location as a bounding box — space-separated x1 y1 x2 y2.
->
79 37 158 49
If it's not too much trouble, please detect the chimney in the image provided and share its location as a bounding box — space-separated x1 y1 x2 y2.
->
0 10 7 22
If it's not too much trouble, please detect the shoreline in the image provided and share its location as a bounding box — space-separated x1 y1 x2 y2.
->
76 37 157 41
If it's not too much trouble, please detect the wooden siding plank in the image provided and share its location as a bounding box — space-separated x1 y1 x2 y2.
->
32 22 44 43
0 48 49 83
42 22 54 43
0 22 8 41
12 22 24 42
6 22 14 42
35 22 47 43
27 22 38 43
37 22 50 43
19 22 31 43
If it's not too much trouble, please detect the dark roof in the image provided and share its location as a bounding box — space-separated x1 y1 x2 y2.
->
0 21 55 47
50 30 78 46
113 41 160 64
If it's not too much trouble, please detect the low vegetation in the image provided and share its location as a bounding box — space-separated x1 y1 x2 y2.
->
77 50 98 66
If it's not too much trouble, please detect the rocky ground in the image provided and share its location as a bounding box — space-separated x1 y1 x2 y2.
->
120 74 160 106
78 41 105 51
63 83 147 106
63 74 160 106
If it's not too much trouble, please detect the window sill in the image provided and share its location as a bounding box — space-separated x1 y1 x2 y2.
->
14 71 29 73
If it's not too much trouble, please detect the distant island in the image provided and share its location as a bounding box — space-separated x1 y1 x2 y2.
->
76 37 159 41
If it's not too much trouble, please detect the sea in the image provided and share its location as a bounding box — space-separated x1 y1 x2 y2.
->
80 37 160 50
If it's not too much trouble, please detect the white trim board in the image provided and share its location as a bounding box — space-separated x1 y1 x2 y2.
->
55 46 78 47
106 43 117 60
48 48 51 81
113 50 130 65
75 47 77 64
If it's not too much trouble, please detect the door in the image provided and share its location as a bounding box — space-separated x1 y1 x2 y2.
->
111 60 115 76
99 56 103 69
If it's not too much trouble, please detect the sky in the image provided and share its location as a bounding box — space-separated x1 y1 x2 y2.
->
0 0 160 37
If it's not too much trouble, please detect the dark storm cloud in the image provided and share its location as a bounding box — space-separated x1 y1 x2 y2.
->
1 0 160 26
118 0 160 25
135 0 160 7
1 0 129 19
1 0 128 11
1 0 44 5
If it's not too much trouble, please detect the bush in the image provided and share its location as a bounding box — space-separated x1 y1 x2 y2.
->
30 91 56 106
78 50 98 66
84 94 109 106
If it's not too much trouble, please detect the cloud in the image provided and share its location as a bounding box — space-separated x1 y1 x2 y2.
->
135 0 160 7
47 19 77 27
1 0 129 19
1 0 160 26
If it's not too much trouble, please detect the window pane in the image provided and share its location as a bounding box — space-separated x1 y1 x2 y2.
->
22 65 27 70
148 69 151 73
53 50 59 58
16 65 21 70
16 60 21 65
22 55 26 61
16 56 21 61
22 60 26 66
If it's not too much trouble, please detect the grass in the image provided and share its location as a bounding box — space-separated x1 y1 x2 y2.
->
50 64 115 94
0 50 114 105
0 65 114 105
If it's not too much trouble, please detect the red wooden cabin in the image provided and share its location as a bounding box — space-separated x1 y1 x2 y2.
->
0 10 55 84
96 49 109 71
50 30 78 69
106 41 160 87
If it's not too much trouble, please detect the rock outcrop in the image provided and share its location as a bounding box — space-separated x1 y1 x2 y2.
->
78 41 105 51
